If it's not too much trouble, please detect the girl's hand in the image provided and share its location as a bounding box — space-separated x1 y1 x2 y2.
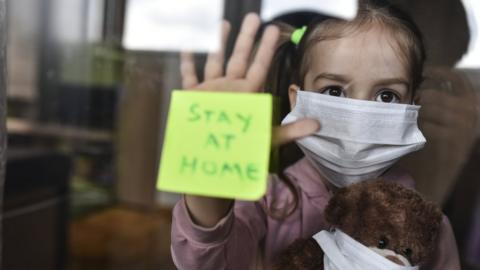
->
181 13 275 93
399 67 479 204
181 13 319 228
180 13 320 147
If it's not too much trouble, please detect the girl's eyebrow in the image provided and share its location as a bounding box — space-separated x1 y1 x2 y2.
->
313 73 350 84
374 78 410 87
314 73 410 88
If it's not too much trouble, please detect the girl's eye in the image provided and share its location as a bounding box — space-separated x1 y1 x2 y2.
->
321 86 346 97
377 237 389 249
375 90 400 103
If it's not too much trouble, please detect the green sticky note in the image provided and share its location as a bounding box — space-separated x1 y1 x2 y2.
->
157 90 272 200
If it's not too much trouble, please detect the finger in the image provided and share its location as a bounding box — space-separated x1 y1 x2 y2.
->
419 121 451 141
226 13 261 79
417 89 449 108
180 52 198 88
204 21 231 80
418 103 461 128
246 25 280 91
419 88 477 116
418 89 461 111
272 119 320 146
423 67 474 97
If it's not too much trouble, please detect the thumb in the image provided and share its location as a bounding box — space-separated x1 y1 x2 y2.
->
272 119 320 146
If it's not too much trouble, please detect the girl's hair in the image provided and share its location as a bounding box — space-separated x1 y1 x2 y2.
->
264 2 426 220
267 3 426 119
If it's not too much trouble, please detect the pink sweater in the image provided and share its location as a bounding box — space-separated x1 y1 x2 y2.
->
171 158 460 269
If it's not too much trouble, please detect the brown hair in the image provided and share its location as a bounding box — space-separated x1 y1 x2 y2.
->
265 3 426 220
267 3 426 119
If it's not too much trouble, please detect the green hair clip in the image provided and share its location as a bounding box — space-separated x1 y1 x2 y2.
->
291 26 307 45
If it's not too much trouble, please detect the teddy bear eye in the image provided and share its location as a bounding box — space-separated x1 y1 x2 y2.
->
377 237 389 249
403 248 413 258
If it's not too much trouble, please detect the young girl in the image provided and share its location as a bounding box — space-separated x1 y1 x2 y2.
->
172 4 460 270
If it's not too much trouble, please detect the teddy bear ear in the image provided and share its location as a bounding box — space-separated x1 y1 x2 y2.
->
325 188 352 226
417 200 443 243
425 201 442 227
325 180 376 226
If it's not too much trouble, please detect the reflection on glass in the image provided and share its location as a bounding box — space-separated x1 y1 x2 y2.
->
3 1 480 270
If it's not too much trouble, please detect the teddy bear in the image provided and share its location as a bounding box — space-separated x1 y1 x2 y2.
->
273 179 443 269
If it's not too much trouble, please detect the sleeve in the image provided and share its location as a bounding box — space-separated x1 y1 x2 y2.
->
170 196 267 270
421 215 461 270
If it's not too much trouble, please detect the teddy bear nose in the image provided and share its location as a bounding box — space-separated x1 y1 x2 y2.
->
385 255 406 266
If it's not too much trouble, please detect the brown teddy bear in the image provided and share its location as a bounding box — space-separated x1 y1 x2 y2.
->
273 179 443 270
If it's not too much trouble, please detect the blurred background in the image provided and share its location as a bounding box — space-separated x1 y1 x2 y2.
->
1 0 479 269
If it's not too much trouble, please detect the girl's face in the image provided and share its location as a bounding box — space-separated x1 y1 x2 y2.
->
289 27 412 108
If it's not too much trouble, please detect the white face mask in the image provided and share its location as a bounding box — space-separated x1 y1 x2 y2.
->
313 229 419 270
281 90 426 187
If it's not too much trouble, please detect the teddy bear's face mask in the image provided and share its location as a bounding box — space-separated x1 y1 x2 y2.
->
313 228 419 270
369 241 414 266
